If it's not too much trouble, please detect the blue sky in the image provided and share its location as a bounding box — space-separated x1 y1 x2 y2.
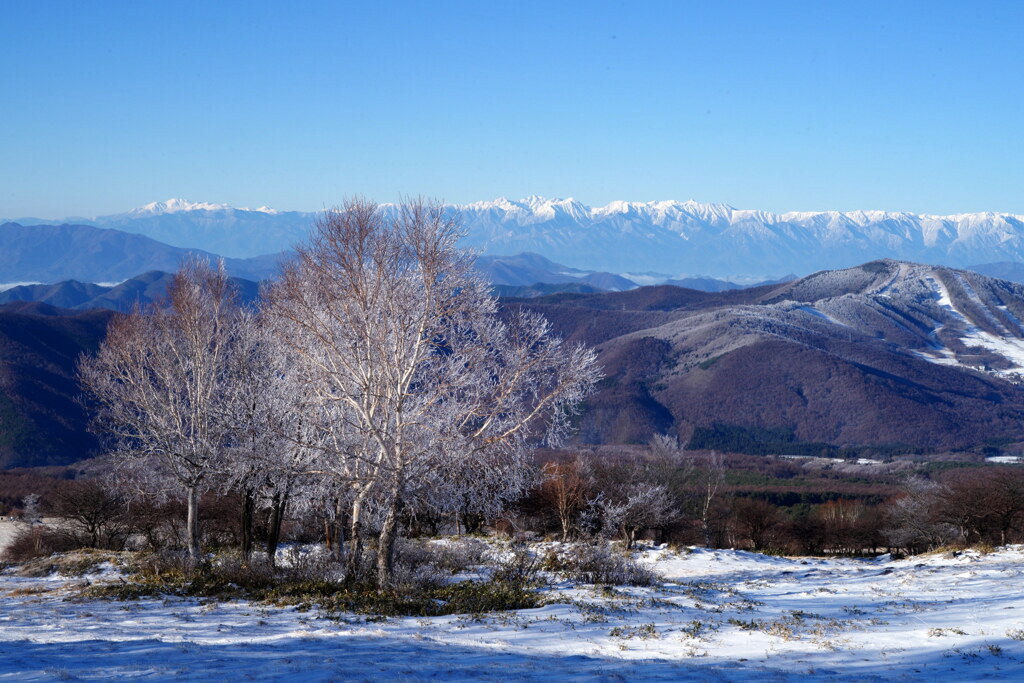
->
3 1 1022 218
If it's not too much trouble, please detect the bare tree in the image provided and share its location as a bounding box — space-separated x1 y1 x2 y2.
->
20 493 41 525
51 479 130 549
688 450 725 547
648 435 724 547
79 259 240 560
219 308 318 563
539 456 594 541
934 468 1024 547
731 497 786 553
882 477 955 553
265 198 600 585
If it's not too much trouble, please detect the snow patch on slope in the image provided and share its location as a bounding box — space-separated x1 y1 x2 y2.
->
915 275 1024 379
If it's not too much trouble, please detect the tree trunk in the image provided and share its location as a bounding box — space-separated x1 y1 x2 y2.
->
186 485 201 561
346 490 368 580
376 496 403 587
332 499 346 563
241 488 254 561
266 491 287 565
461 509 483 536
701 513 713 547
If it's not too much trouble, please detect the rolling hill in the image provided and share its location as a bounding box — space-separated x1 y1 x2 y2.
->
6 260 1024 468
509 260 1024 452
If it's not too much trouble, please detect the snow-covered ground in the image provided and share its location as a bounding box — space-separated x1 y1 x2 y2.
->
0 521 18 556
3 545 1024 681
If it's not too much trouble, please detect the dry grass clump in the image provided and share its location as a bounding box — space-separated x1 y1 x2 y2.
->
2 527 81 564
85 539 544 617
12 548 125 578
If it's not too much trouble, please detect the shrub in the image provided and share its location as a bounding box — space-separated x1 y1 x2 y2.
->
489 545 544 587
12 548 124 578
433 537 489 574
1 526 80 563
546 542 659 586
88 542 544 617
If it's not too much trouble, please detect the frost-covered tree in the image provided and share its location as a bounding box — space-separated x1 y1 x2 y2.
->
219 308 316 562
599 482 677 549
647 435 724 546
20 493 41 525
79 259 241 560
265 198 600 584
882 478 955 553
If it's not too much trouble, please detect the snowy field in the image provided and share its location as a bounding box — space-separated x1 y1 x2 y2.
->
3 545 1024 681
0 521 17 556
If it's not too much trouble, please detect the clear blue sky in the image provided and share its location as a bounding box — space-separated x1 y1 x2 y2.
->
3 1 1022 218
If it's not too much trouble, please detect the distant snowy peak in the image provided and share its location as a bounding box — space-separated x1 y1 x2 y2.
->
117 195 1024 231
126 198 280 216
461 196 590 220
86 199 310 258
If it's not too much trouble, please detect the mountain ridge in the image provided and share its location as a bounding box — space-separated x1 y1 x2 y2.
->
0 271 261 312
0 222 285 283
9 197 1024 276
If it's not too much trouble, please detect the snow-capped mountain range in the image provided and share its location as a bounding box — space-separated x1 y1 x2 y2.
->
456 197 1024 278
8 197 1024 278
127 198 281 216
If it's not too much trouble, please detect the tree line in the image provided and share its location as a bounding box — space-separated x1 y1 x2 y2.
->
7 447 1024 565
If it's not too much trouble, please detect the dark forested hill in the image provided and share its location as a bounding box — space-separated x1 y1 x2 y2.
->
0 271 261 313
0 303 114 468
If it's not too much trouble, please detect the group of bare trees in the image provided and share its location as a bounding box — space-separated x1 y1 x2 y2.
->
80 199 600 584
533 436 725 550
883 468 1024 552
528 443 1024 556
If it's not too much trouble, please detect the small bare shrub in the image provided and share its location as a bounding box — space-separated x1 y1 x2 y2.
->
1 526 80 563
435 538 488 574
490 545 544 587
551 542 659 586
